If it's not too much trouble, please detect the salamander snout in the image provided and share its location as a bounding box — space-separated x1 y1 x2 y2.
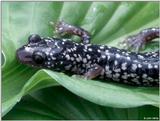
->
16 45 48 67
16 46 33 65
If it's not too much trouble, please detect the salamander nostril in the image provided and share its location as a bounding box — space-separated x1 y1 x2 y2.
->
28 34 41 43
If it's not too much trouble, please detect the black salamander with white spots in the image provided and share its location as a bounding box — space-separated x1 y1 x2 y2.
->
16 21 160 87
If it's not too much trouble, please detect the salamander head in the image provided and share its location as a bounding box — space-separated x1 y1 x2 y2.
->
16 34 63 69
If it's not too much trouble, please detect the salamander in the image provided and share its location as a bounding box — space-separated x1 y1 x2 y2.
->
16 21 160 87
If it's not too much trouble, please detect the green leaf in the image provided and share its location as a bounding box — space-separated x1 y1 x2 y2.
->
3 87 159 120
2 1 159 118
44 70 159 108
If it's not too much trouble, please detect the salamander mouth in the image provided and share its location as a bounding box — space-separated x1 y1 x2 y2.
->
16 47 33 65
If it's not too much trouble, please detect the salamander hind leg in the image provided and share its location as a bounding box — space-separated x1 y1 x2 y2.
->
120 28 160 52
50 21 91 44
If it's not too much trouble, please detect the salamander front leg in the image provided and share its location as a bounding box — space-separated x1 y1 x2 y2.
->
72 64 104 80
84 64 104 80
50 21 91 44
120 28 160 52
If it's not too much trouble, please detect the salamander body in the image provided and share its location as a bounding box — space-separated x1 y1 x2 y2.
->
16 21 160 87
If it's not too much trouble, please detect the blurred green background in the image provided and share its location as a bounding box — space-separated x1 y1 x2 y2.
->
2 1 159 120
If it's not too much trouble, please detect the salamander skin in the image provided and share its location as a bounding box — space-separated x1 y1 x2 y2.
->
16 21 160 87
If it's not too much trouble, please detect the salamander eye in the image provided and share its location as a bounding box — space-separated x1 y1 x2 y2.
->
32 51 46 64
28 34 41 43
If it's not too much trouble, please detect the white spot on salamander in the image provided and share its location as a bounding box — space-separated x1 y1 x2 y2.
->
138 55 144 59
86 54 91 59
51 56 56 60
101 55 106 59
138 64 142 68
66 54 70 60
105 50 109 54
71 57 74 61
114 60 118 66
115 54 120 58
126 56 131 60
148 64 153 69
76 58 80 62
83 58 87 63
107 55 110 60
131 73 136 77
121 74 128 79
97 49 101 53
121 62 127 70
105 65 109 70
154 65 158 68
113 73 120 79
88 48 92 52
73 54 77 57
131 64 137 70
24 47 31 52
100 46 104 49
142 74 147 78
114 68 121 72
